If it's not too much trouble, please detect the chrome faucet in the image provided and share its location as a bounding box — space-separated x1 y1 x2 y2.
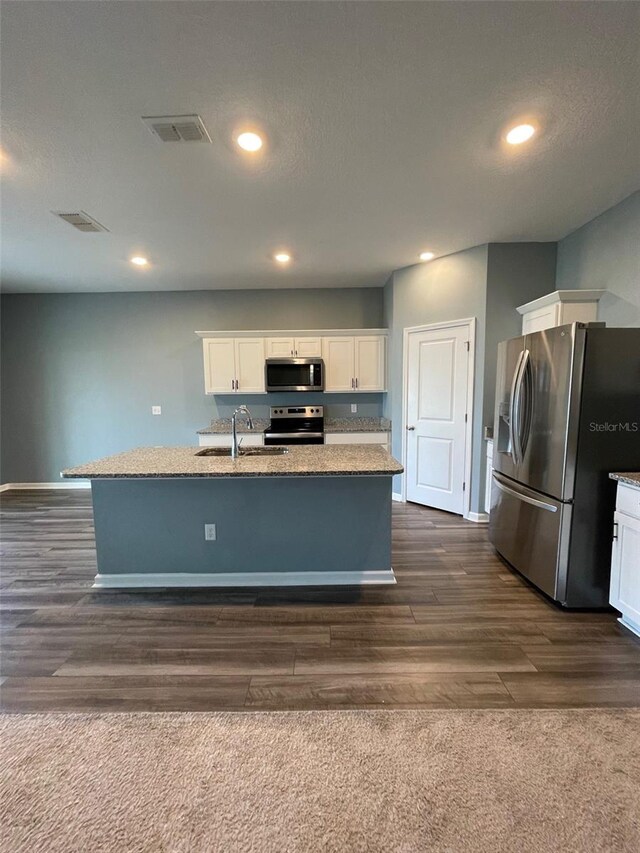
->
231 405 254 458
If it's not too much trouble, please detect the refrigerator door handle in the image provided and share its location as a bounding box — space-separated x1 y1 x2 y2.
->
513 349 531 464
509 349 525 463
493 473 558 513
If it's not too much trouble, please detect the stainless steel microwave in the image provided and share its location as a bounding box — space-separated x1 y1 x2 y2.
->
265 358 324 392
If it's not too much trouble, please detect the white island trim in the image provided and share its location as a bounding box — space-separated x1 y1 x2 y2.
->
93 569 397 588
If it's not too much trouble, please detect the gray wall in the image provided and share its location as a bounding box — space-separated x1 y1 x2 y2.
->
556 190 640 327
384 245 489 510
483 243 558 428
0 288 383 483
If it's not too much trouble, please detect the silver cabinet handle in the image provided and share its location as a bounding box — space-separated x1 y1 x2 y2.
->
407 425 415 431
355 377 358 389
351 378 354 389
231 379 235 391
613 522 619 541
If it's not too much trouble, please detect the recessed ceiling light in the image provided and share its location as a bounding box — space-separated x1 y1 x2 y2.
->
274 252 292 264
237 132 263 152
419 252 435 261
505 124 536 145
130 256 148 266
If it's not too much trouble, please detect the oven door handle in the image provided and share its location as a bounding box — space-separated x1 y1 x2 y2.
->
264 432 325 439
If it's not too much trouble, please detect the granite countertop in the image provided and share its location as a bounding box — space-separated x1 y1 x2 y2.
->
197 417 391 435
325 417 390 433
609 473 640 490
197 418 270 435
61 445 404 479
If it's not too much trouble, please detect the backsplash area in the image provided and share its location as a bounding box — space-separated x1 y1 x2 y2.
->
209 393 385 422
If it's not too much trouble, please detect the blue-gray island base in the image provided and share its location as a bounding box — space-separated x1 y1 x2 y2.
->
62 446 403 588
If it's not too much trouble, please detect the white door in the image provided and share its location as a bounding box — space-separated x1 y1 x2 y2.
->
234 338 265 393
322 337 355 391
354 336 386 391
203 339 236 394
405 324 471 513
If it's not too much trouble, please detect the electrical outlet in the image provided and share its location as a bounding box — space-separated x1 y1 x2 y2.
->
152 406 162 415
351 403 357 413
204 523 216 541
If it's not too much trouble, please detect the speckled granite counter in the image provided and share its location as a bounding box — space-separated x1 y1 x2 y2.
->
62 445 403 479
610 473 640 490
325 417 390 433
196 416 390 435
197 419 270 435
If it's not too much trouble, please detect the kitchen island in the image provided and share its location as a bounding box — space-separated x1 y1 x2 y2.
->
62 445 403 589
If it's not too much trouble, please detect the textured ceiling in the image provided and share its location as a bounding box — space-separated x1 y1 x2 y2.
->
1 1 639 293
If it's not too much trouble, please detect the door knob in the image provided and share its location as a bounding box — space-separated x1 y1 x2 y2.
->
407 425 415 431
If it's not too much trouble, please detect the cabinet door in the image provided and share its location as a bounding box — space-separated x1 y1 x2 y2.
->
354 336 386 391
521 304 559 334
295 337 323 357
235 338 265 393
322 337 355 392
610 511 640 625
325 432 388 446
266 337 295 357
203 339 236 394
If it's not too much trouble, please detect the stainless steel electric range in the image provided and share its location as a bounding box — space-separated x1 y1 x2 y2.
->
263 405 325 446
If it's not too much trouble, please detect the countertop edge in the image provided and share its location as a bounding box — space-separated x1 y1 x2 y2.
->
609 472 640 489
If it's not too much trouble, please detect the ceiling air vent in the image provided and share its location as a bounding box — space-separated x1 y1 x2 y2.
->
142 114 212 143
52 211 108 232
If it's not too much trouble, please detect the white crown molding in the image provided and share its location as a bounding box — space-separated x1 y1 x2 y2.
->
516 290 605 315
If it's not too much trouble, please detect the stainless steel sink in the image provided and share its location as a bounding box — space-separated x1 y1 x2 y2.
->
195 446 289 457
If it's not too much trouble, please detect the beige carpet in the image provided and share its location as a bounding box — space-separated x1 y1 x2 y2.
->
1 710 639 853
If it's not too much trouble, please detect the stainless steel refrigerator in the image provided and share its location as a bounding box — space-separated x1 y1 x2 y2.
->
489 323 640 608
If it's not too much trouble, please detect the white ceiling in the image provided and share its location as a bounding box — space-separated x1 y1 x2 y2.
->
1 1 639 293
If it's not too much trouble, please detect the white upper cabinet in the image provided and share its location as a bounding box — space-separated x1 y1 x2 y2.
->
354 336 386 391
198 330 386 395
203 338 265 394
517 290 605 335
203 338 236 394
295 337 323 357
322 337 355 391
265 336 322 358
322 335 386 392
235 338 265 393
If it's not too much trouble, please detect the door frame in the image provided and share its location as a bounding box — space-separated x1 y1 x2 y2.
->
401 318 476 519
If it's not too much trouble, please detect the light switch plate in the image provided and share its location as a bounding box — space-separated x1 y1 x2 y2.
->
351 404 357 413
152 406 162 415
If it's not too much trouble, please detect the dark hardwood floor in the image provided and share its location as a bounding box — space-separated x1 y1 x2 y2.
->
1 489 639 712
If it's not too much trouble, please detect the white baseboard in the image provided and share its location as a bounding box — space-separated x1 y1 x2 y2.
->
0 481 91 492
93 569 397 589
392 492 404 502
465 511 489 523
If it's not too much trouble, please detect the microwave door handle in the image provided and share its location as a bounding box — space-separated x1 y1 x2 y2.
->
509 350 525 464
